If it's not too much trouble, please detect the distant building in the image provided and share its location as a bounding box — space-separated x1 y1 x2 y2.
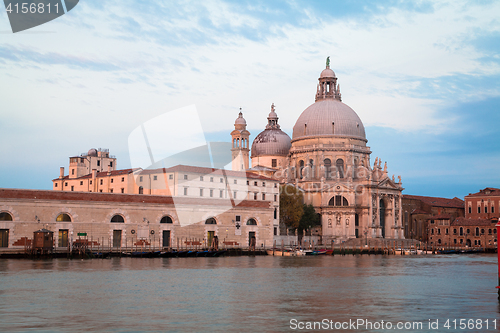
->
427 214 497 249
464 187 500 222
402 195 464 241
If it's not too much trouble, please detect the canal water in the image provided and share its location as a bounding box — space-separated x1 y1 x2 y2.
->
0 254 498 332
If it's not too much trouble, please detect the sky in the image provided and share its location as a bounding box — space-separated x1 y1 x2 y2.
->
0 0 499 199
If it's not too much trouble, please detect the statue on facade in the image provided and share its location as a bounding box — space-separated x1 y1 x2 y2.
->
326 56 330 67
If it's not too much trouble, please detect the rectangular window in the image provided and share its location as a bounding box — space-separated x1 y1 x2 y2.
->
478 207 481 214
169 174 173 180
234 179 237 184
274 183 277 188
254 181 258 186
272 159 277 168
246 180 249 185
97 160 100 167
139 176 143 182
233 191 237 199
200 176 204 181
220 178 223 183
274 227 277 236
58 229 68 247
154 175 157 181
220 190 223 198
236 215 241 222
492 206 495 213
0 229 9 247
71 186 74 191
55 183 58 187
262 193 265 200
121 177 124 182
80 181 83 185
210 189 213 197
100 179 103 185
121 188 124 193
113 230 122 248
99 189 103 193
468 207 472 214
90 180 92 185
110 189 113 193
274 194 277 202
184 187 188 196
184 175 188 180
200 189 203 196
254 193 257 200
65 182 68 186
485 206 488 213
111 179 114 183
72 169 74 175
210 177 214 182
262 182 265 187
110 162 113 168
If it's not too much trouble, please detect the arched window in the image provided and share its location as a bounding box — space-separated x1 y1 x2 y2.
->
475 227 479 236
0 212 13 221
299 160 304 178
138 186 144 194
379 199 386 238
56 213 71 222
336 159 345 178
324 159 331 179
160 216 173 224
459 227 463 236
205 217 217 224
111 215 125 223
328 195 349 206
247 218 257 225
274 208 277 219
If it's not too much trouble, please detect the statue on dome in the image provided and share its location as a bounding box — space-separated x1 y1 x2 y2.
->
326 56 330 68
271 103 275 112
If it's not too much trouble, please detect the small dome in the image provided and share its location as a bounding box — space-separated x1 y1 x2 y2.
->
235 111 246 125
252 129 291 157
320 67 335 78
88 148 98 157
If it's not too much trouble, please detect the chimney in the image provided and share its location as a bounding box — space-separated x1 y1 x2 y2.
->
59 167 64 179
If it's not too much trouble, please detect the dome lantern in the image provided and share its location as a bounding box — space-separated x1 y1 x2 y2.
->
316 56 342 102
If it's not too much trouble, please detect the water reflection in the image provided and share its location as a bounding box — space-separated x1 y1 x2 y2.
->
0 255 498 332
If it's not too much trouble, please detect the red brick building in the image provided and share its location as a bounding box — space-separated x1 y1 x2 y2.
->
402 195 464 241
464 187 500 222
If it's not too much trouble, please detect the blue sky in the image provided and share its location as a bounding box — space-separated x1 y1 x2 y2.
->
0 0 499 199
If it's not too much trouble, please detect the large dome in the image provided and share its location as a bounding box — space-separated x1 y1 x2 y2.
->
252 129 291 157
292 99 366 141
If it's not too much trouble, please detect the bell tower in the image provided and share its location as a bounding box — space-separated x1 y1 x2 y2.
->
231 109 250 171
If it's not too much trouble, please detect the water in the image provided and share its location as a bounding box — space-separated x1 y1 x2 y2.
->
0 255 499 332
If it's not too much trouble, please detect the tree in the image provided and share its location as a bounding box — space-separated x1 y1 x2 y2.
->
299 204 320 232
279 184 304 231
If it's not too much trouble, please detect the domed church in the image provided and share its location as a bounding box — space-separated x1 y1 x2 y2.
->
231 59 404 242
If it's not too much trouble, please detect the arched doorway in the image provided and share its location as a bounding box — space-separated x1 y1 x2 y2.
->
379 199 386 238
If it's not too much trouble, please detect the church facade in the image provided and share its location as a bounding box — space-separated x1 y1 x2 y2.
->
241 61 405 242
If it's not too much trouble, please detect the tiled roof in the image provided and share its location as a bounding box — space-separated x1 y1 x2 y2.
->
403 194 464 209
0 188 272 208
160 165 276 181
411 208 429 215
0 188 175 205
53 168 138 181
427 214 452 220
451 217 495 227
467 188 500 197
